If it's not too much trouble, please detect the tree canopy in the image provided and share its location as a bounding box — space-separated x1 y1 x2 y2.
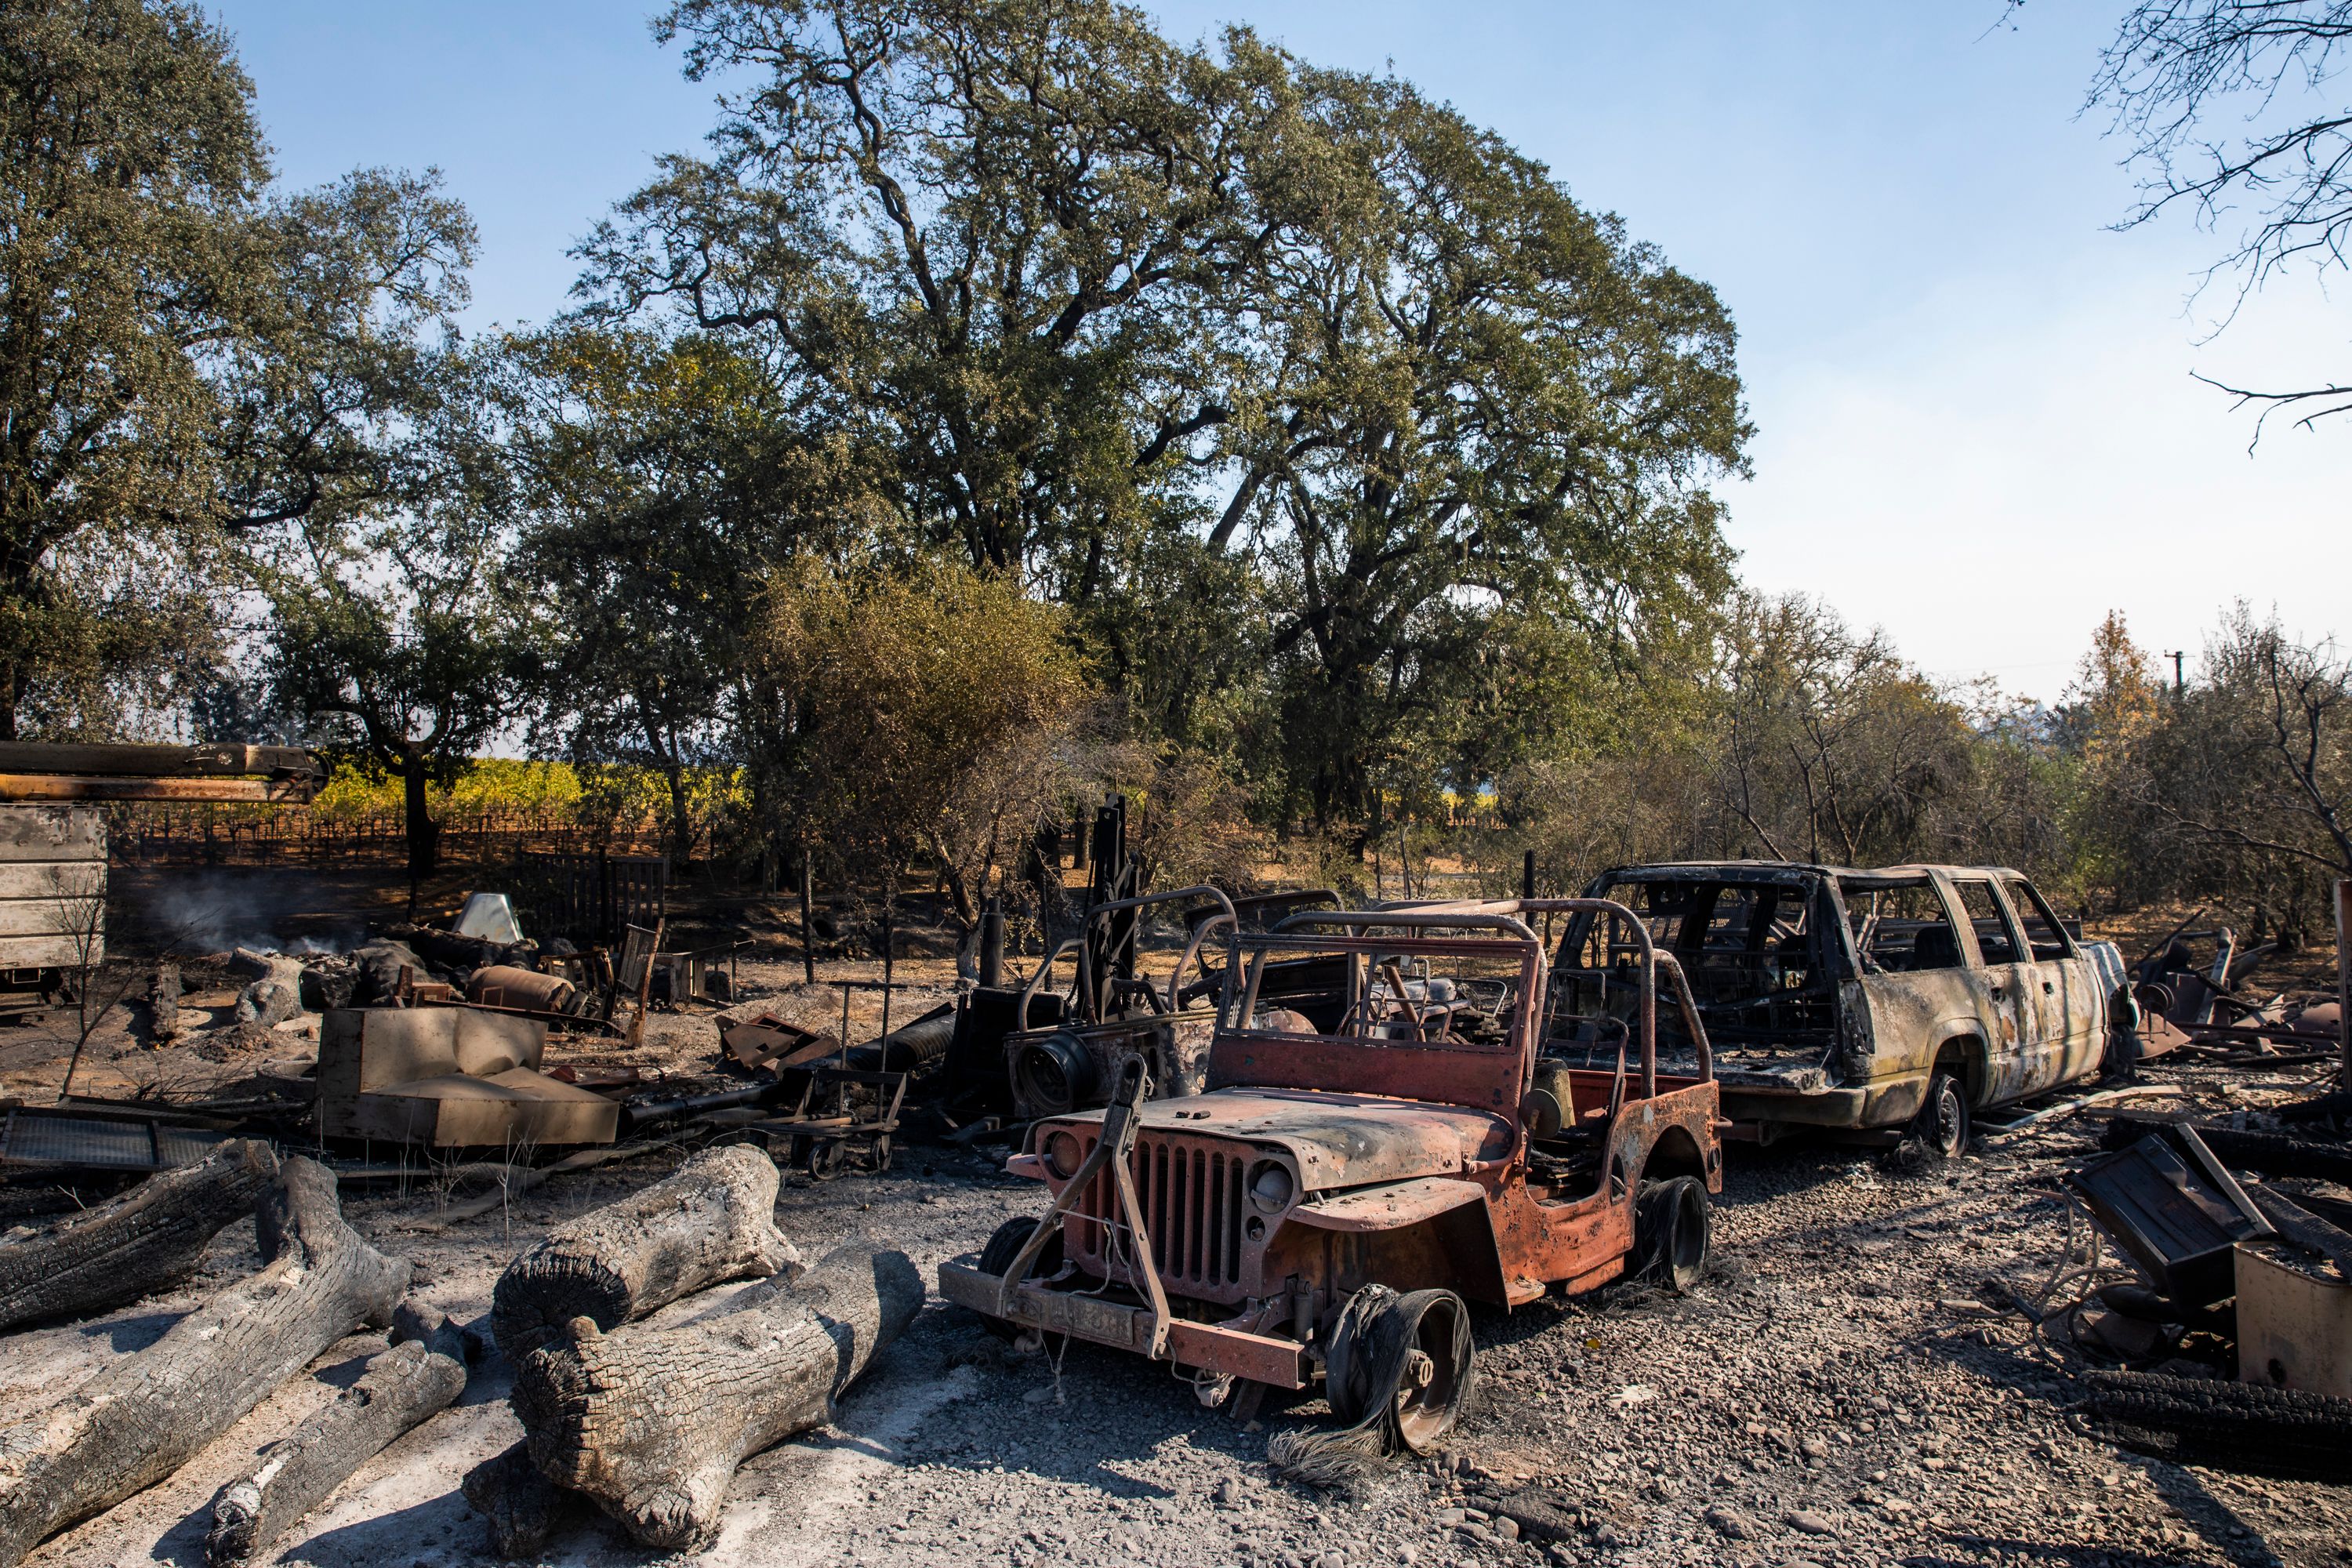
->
0 0 473 736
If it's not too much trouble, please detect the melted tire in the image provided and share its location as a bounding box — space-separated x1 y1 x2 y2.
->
974 1216 1063 1341
1911 1069 1970 1160
1633 1176 1710 1293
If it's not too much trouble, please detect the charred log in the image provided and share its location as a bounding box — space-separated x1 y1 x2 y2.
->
490 1145 797 1359
510 1240 921 1551
205 1305 470 1566
2102 1117 2352 1185
0 1158 407 1568
460 1443 586 1560
0 1139 278 1334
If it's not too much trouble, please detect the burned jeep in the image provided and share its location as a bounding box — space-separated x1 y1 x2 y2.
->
938 902 1720 1452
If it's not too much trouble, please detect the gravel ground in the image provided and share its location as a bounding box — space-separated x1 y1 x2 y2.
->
0 960 2344 1568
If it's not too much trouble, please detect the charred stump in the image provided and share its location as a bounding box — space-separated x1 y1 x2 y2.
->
0 1157 407 1568
459 1443 586 1559
491 1144 797 1359
0 1140 278 1334
203 1305 472 1566
510 1240 922 1551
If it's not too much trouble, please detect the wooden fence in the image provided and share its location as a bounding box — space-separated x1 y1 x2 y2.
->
107 804 669 868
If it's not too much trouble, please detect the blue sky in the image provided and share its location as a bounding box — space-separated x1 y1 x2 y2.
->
217 1 2347 702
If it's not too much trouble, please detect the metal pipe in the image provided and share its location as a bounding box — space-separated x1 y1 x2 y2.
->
1015 937 1082 1030
1273 909 1541 942
1166 913 1234 1013
1654 953 1713 1083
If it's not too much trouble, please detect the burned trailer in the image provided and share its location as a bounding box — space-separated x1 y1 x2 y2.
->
1001 887 1237 1120
938 901 1721 1453
1549 862 2132 1152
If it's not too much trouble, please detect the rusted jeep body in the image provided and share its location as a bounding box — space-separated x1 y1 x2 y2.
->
1555 862 2129 1147
939 902 1721 1417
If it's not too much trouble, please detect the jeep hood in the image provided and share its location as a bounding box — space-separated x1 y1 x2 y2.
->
1054 1088 1514 1192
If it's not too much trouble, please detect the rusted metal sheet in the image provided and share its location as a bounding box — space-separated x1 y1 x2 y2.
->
2068 1127 2272 1307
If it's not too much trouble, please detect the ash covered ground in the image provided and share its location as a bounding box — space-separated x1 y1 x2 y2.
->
0 950 2343 1568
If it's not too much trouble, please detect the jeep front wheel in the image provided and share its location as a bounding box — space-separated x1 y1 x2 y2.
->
974 1216 1064 1341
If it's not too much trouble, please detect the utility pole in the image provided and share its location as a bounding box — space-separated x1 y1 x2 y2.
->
2336 878 2350 1090
2164 651 2185 695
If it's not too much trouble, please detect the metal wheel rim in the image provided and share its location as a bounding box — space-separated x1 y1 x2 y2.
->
1931 1080 1966 1157
1668 1183 1708 1290
1391 1298 1469 1452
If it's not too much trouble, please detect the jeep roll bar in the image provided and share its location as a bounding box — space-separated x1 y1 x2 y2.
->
1269 898 1711 1097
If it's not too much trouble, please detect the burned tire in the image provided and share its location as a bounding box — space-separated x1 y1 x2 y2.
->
1911 1069 1970 1160
974 1216 1064 1341
1325 1286 1475 1454
1632 1175 1710 1293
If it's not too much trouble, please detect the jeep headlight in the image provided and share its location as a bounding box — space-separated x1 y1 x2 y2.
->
1041 1129 1083 1180
1247 1158 1295 1214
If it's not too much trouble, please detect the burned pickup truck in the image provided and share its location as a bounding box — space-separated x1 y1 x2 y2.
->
1550 862 2132 1152
940 901 1720 1455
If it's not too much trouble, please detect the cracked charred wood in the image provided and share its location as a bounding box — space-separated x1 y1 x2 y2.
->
491 1145 797 1359
0 1139 278 1334
205 1305 470 1566
510 1239 922 1551
0 1157 406 1568
2083 1369 2352 1482
461 1442 586 1559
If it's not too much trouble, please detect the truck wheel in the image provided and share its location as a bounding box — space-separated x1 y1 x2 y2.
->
1327 1286 1475 1454
1911 1069 1971 1160
974 1216 1064 1341
1632 1176 1710 1293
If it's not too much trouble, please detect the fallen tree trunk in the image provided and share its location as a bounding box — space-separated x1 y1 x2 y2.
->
0 1139 278 1334
0 1157 407 1568
205 1305 471 1566
459 1443 586 1559
491 1144 797 1359
510 1239 921 1551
